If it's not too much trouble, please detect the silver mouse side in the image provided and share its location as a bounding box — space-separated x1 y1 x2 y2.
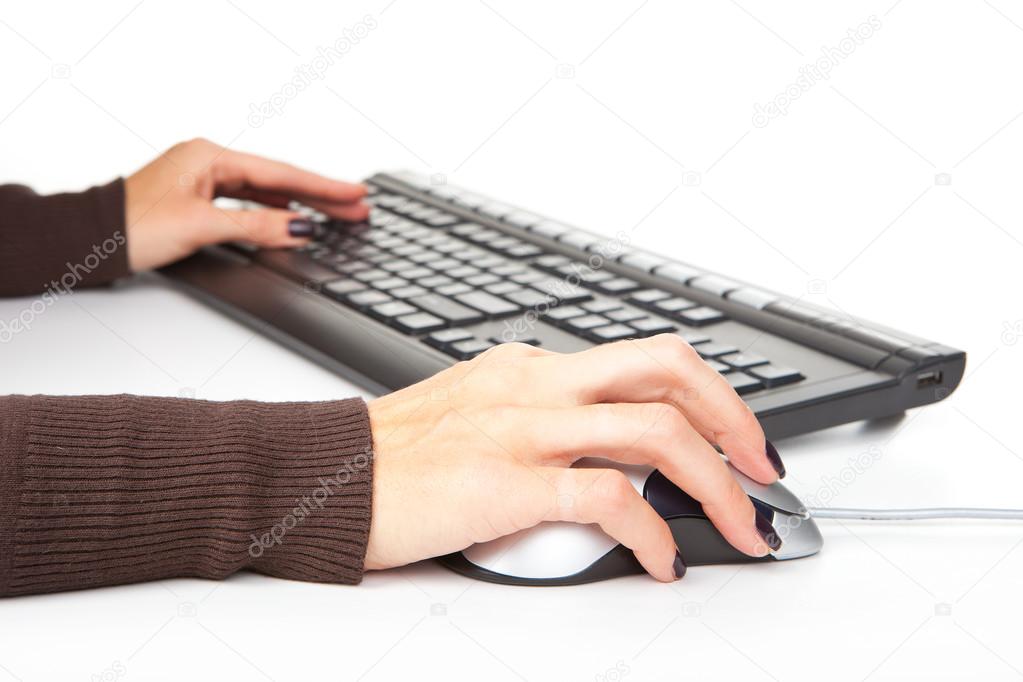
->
439 462 823 585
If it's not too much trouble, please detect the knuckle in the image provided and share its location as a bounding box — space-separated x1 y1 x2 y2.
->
650 333 699 364
595 470 634 515
645 404 688 442
708 477 751 517
489 341 537 359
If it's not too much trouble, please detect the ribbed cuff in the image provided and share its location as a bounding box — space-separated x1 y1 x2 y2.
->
0 394 374 597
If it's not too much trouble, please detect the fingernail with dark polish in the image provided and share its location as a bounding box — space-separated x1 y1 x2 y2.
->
288 218 315 237
672 546 687 580
765 439 785 478
754 509 783 552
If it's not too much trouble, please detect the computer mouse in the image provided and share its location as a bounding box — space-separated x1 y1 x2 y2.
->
438 460 823 585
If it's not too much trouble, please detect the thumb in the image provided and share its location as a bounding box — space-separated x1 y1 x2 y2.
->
213 207 318 249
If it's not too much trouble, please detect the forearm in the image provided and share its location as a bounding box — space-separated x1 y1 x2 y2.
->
0 179 129 297
0 394 374 597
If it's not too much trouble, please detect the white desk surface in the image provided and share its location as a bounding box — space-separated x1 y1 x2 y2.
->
2 1 1023 680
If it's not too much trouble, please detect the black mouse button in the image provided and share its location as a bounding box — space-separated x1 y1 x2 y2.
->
643 469 704 518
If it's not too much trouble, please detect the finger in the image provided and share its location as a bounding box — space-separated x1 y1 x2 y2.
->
528 334 775 484
217 187 293 209
542 467 682 582
211 207 314 249
218 187 371 222
215 149 367 203
518 403 770 558
302 197 371 222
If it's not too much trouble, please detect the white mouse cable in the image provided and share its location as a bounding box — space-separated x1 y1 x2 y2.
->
806 507 1023 521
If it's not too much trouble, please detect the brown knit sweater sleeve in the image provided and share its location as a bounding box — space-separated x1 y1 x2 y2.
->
0 395 374 597
0 179 129 296
0 182 377 597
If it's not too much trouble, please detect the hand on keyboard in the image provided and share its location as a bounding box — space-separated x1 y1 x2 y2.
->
364 335 784 582
123 138 369 271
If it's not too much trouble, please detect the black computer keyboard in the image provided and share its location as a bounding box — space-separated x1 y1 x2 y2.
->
307 191 802 395
163 170 966 439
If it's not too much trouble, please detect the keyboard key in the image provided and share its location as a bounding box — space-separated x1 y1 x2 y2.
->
475 256 507 269
394 312 446 334
323 279 366 298
680 332 712 345
436 282 472 296
564 314 610 332
417 274 453 288
504 210 542 228
690 275 740 297
505 288 553 308
454 291 521 318
606 307 646 323
589 324 636 342
747 365 804 388
390 285 429 299
488 236 522 250
392 244 425 257
629 317 678 336
619 252 666 272
425 213 459 227
493 263 527 276
593 277 641 295
409 294 484 325
696 343 739 358
430 258 462 270
452 223 484 237
448 338 495 360
705 359 731 373
532 278 591 304
652 297 698 314
370 301 418 320
720 352 769 369
544 305 586 321
678 306 727 326
655 263 701 285
335 260 370 274
510 271 545 285
401 267 436 280
449 265 482 279
505 243 543 258
559 264 613 285
409 251 443 264
353 268 389 282
727 373 764 395
372 277 410 291
485 281 521 296
627 289 672 306
346 290 393 309
534 254 571 271
424 328 474 349
582 299 623 314
465 273 501 287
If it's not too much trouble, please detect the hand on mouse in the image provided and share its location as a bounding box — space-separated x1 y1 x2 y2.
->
365 335 785 582
123 138 369 271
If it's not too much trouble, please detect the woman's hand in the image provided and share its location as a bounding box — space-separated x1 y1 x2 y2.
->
124 138 369 271
366 335 785 582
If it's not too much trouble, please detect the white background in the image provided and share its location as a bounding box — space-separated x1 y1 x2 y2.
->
2 1 1023 680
